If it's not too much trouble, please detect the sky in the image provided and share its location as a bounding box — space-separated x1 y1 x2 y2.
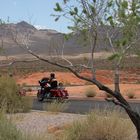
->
0 0 73 33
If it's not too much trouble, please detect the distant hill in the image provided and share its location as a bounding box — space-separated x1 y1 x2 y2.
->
0 21 138 58
0 21 91 56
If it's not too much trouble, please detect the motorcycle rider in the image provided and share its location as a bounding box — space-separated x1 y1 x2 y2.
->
39 77 51 97
43 73 57 98
37 73 68 101
39 73 58 98
49 73 58 89
39 77 49 87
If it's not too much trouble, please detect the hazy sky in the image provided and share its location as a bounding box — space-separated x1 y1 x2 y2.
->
0 0 73 33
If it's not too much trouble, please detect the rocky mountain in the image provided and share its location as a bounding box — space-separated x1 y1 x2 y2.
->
0 21 138 58
0 21 91 56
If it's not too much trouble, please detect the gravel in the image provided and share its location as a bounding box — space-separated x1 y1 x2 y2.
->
7 111 137 140
8 110 86 136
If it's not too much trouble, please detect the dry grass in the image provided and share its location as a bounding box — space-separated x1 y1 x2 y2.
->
0 107 26 140
43 100 70 113
0 76 32 113
60 109 135 140
85 88 97 97
1 109 55 140
126 90 135 99
19 96 33 112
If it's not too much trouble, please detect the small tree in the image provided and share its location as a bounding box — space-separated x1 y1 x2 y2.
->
52 1 140 139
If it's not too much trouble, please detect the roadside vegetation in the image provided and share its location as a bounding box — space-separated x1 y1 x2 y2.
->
0 76 50 140
0 76 32 113
0 110 25 140
0 109 53 140
60 109 135 140
126 90 136 99
85 88 97 97
43 100 70 113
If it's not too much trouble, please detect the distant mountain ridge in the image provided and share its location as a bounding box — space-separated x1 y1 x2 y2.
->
16 21 36 30
0 21 138 57
0 21 94 56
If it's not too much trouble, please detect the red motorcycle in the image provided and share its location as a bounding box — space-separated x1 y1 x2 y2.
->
37 79 69 102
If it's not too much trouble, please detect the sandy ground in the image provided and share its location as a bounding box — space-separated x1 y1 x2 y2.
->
16 71 140 100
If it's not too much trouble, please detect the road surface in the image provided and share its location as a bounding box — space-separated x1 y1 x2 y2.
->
32 97 140 114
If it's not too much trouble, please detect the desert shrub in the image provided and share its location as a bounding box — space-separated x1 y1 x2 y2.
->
126 90 135 99
136 80 140 84
0 76 31 113
22 83 27 87
85 88 97 97
0 110 50 140
0 110 25 140
64 81 71 86
27 87 32 92
43 100 69 113
19 96 33 112
61 109 135 140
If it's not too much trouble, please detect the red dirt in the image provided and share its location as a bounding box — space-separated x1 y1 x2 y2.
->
15 70 140 100
16 72 85 85
16 70 140 85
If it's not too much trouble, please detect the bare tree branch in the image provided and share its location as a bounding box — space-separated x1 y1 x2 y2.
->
61 40 73 66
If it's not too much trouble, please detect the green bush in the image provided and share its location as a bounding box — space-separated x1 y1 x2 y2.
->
0 76 31 113
85 88 97 97
61 110 135 140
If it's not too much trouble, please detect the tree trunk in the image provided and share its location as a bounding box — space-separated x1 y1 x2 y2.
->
114 65 120 92
137 126 140 140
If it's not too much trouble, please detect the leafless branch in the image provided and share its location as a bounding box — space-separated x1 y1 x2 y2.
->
107 31 116 53
61 41 73 66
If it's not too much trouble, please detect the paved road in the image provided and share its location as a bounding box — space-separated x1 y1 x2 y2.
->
32 97 140 114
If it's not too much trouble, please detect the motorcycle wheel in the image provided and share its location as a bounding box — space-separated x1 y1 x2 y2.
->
37 92 44 101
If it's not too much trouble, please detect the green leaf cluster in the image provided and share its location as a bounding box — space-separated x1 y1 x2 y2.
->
108 53 120 60
69 7 78 15
107 16 114 27
54 3 62 12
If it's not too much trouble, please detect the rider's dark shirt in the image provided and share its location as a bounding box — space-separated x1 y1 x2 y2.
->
50 78 57 89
